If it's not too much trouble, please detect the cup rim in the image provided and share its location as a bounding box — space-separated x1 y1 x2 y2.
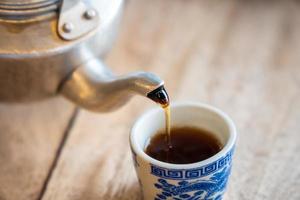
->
130 102 237 169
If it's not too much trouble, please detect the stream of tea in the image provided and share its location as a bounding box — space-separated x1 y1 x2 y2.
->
162 105 171 148
147 85 172 148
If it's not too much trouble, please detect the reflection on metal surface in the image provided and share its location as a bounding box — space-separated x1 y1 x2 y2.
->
0 0 59 21
0 0 124 103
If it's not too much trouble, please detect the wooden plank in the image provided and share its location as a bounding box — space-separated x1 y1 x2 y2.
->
0 98 75 200
42 0 300 200
206 1 300 200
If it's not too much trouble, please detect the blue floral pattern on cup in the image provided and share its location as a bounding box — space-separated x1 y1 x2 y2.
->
151 148 234 200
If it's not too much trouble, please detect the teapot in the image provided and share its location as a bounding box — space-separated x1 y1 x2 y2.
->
0 0 169 112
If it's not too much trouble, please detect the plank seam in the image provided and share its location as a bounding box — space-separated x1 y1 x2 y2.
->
36 108 80 200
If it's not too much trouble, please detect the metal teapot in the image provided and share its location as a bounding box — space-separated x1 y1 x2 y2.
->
0 0 168 112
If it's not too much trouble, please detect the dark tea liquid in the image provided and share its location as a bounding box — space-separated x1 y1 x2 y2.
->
145 127 222 164
147 86 221 164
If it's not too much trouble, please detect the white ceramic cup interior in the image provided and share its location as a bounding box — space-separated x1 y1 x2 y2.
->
131 102 236 168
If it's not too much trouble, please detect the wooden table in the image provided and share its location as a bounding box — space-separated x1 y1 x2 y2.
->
0 0 299 199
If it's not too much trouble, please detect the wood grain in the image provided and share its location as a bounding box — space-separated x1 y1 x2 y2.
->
41 0 300 200
0 98 75 200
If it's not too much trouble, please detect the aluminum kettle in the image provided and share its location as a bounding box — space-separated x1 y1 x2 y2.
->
0 0 168 112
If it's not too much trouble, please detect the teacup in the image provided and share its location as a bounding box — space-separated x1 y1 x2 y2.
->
130 102 237 200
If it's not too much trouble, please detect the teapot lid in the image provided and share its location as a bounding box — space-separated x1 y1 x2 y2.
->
0 0 60 20
0 0 99 41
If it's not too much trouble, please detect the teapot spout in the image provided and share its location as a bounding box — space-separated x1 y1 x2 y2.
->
59 59 164 112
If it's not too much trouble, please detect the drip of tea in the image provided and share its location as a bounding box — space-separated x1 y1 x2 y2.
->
147 86 171 147
145 127 222 164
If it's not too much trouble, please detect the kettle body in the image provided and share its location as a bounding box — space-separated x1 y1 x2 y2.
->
0 0 124 102
0 0 168 112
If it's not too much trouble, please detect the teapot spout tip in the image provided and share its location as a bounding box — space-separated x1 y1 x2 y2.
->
147 85 169 107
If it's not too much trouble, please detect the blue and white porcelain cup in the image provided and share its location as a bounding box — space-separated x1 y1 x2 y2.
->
130 102 237 200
